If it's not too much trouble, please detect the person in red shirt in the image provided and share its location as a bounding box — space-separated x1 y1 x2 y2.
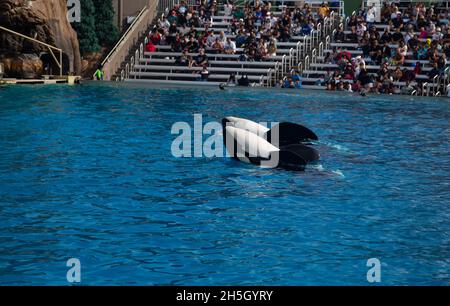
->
145 41 156 53
150 31 161 45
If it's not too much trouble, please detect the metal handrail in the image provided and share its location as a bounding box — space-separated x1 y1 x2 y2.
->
422 82 428 96
266 68 270 87
432 75 439 96
318 42 324 58
0 25 63 76
304 55 310 71
296 41 301 63
289 48 295 69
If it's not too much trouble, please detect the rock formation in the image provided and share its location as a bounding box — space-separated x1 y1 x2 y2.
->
0 0 81 78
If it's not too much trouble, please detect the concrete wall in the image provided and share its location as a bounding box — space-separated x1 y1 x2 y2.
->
112 0 152 31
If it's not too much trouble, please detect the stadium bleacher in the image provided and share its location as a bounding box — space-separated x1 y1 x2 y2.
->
296 0 450 96
119 0 342 87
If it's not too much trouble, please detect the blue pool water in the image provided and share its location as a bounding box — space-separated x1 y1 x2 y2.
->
0 83 449 285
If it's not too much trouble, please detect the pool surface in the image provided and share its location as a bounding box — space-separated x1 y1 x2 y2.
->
0 83 449 285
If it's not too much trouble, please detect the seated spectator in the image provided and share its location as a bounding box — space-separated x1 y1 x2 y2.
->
408 35 419 51
356 21 367 41
211 38 224 53
366 3 377 26
427 21 436 36
380 28 392 44
166 21 179 45
189 49 208 68
224 1 233 16
167 10 178 26
346 26 358 43
300 23 313 36
171 33 183 52
334 27 345 43
343 81 353 92
235 31 247 47
428 62 440 79
324 51 334 64
267 39 277 56
218 31 227 44
206 30 217 47
402 68 415 82
343 63 354 80
159 16 170 29
413 61 422 76
145 41 156 53
392 27 404 43
256 40 269 61
185 36 199 53
416 42 428 60
352 80 362 93
224 37 237 54
401 81 415 95
392 14 403 29
396 41 408 65
437 54 447 72
357 66 372 88
393 66 403 81
280 26 292 41
150 31 162 45
336 49 352 62
175 49 191 66
418 27 428 39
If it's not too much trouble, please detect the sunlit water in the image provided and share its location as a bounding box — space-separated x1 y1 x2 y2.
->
0 83 449 285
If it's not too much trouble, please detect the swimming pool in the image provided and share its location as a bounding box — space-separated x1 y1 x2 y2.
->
0 83 448 285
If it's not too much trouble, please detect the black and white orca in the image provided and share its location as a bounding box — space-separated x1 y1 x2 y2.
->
222 117 320 171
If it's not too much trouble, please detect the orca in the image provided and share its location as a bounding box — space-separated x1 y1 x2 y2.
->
222 117 320 168
222 116 319 145
224 126 307 171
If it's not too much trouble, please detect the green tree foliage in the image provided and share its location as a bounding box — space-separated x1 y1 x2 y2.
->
93 0 119 47
72 0 100 54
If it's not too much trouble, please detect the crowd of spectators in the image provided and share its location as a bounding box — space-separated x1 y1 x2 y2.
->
327 1 449 94
144 0 332 70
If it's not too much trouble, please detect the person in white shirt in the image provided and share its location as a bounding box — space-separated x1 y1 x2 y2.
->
366 4 376 24
433 27 444 41
206 31 217 47
224 38 236 54
390 6 401 20
224 2 233 16
218 31 227 44
159 17 170 29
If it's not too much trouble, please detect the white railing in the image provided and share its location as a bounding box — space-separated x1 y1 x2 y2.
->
422 82 429 96
304 55 310 71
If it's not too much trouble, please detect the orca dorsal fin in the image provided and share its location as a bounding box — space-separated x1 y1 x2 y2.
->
266 122 319 146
